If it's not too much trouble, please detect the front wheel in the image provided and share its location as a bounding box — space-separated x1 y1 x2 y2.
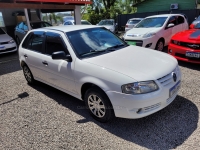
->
155 39 164 51
84 87 115 122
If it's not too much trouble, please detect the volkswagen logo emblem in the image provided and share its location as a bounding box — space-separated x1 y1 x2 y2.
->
172 72 177 82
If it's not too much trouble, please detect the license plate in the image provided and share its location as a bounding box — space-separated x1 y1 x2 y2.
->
126 41 136 45
0 46 5 50
169 80 181 98
185 52 200 58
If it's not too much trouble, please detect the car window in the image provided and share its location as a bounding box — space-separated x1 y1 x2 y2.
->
43 22 52 27
0 28 5 34
30 22 51 29
22 32 33 48
68 21 73 25
167 16 177 26
127 20 141 24
135 17 167 28
64 21 69 25
26 31 45 53
66 27 126 58
177 16 184 24
81 21 91 25
98 20 114 25
45 32 68 56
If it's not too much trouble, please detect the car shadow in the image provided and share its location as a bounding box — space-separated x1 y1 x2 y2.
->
178 61 200 71
30 82 199 149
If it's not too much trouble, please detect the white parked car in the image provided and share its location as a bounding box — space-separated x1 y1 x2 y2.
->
123 14 188 51
19 26 181 122
63 20 92 25
0 28 17 54
125 18 143 32
97 19 118 33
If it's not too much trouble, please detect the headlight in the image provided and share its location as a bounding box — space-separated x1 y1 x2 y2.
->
122 81 159 94
8 39 15 44
171 40 181 45
143 32 156 38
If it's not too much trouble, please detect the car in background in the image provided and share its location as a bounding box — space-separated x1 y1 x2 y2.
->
63 20 92 25
0 28 17 54
168 22 200 64
125 18 143 32
18 25 181 122
123 14 188 51
15 21 52 45
97 19 118 33
189 16 200 29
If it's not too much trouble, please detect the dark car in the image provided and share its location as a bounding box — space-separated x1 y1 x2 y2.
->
15 21 52 45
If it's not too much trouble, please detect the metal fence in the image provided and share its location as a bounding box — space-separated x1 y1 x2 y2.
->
117 9 200 31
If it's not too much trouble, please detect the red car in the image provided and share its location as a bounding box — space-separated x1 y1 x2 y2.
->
168 23 200 64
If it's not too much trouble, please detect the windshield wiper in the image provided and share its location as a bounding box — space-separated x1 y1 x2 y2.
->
106 44 128 51
80 50 106 56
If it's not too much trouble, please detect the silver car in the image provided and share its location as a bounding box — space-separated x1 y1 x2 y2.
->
125 18 143 32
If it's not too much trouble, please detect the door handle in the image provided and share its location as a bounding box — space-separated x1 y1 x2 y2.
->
24 54 28 58
42 61 48 66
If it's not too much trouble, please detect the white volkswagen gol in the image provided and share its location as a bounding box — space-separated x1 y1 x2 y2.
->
19 26 181 122
123 14 188 51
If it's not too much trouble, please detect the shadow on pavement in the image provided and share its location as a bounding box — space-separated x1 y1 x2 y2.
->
30 82 199 149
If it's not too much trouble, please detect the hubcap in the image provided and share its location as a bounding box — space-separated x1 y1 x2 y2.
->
157 41 164 51
88 94 106 118
24 66 32 82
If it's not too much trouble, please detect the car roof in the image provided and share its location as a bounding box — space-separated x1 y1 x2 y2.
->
146 14 183 18
31 25 100 32
129 18 143 20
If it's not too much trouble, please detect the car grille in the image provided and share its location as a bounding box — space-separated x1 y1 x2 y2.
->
0 41 9 45
0 47 16 53
125 40 143 46
157 66 180 86
179 42 200 50
175 53 200 61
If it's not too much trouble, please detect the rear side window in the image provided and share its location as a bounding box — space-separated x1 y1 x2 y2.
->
167 16 177 25
26 31 45 53
177 16 184 24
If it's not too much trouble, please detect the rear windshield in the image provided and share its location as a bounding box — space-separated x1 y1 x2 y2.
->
128 20 141 24
0 28 5 34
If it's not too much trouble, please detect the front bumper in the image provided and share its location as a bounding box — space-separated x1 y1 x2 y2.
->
106 67 181 119
168 43 200 64
0 43 17 54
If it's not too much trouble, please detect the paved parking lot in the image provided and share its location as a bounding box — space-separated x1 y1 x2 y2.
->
0 52 200 149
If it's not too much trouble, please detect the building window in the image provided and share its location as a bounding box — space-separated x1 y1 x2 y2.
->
0 12 5 27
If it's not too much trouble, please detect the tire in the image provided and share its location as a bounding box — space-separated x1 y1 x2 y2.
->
16 36 21 46
155 39 164 51
23 65 35 84
84 87 115 123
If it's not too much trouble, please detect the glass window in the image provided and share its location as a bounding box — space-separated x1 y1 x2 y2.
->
177 16 184 24
167 16 177 25
30 22 52 29
66 27 126 58
22 32 33 48
45 32 68 55
98 20 114 25
0 28 5 35
135 17 167 28
64 21 69 25
128 20 141 25
27 32 44 53
81 21 91 25
0 12 5 27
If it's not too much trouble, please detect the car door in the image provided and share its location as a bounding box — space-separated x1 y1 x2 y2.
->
23 31 47 81
41 32 76 94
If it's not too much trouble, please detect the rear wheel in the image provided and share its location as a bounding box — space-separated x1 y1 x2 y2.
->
23 65 35 84
155 39 164 51
84 87 115 122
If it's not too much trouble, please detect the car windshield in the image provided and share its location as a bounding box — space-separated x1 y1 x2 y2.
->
195 23 200 29
66 27 128 58
135 17 167 28
128 20 141 24
0 28 5 34
98 20 114 25
30 22 52 29
81 21 91 25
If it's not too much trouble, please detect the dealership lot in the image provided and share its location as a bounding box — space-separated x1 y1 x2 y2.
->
0 52 200 149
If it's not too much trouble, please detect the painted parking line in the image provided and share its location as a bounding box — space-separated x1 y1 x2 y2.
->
0 58 18 64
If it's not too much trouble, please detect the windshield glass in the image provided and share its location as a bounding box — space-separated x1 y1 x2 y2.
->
98 20 114 25
195 23 200 29
66 27 127 58
81 21 91 25
0 28 5 34
135 17 167 28
31 22 52 29
128 20 141 24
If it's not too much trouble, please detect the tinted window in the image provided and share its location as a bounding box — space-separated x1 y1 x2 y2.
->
127 20 141 24
177 16 184 24
0 28 5 34
81 21 91 25
64 22 69 25
98 20 114 25
27 32 44 53
30 22 52 29
45 32 68 55
135 17 167 28
167 16 177 25
22 32 33 48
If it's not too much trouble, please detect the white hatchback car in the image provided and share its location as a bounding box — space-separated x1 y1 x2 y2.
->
19 26 181 122
0 28 17 54
123 14 188 51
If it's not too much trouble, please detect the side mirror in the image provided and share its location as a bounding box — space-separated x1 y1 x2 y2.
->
167 23 175 28
52 51 72 62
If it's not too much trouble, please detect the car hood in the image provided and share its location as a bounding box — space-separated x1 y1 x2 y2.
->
83 46 177 81
0 34 12 42
126 27 161 35
172 29 200 41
